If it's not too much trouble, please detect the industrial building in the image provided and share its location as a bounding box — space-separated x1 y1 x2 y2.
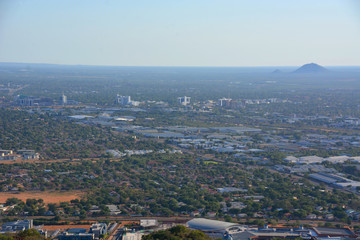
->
310 172 360 189
311 227 357 238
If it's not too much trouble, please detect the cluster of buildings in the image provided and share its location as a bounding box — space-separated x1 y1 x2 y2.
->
0 83 21 95
2 217 360 240
15 95 54 107
276 155 360 191
246 131 360 154
115 95 141 107
62 105 359 157
14 94 74 107
1 220 33 233
274 164 336 174
186 218 358 240
122 220 161 240
48 98 359 156
111 121 358 157
0 150 39 161
0 219 167 240
284 155 360 164
242 98 284 105
174 137 261 153
310 172 360 190
175 97 288 111
0 220 115 240
106 149 182 158
217 187 248 193
114 95 191 107
275 156 360 192
216 97 286 109
177 96 191 106
275 113 360 129
337 117 360 127
114 94 192 107
217 98 244 109
58 223 110 240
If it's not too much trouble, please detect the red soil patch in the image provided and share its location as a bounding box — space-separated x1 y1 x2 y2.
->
0 191 85 204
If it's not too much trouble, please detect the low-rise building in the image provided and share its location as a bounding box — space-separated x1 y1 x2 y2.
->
0 150 39 160
311 227 357 238
187 218 245 239
90 223 107 238
122 232 143 240
59 232 94 240
59 228 94 240
1 220 33 232
139 219 158 228
19 150 40 160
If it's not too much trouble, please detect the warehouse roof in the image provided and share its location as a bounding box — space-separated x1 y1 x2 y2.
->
312 227 356 237
187 218 242 232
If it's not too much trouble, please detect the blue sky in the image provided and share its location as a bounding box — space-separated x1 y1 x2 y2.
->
0 0 359 66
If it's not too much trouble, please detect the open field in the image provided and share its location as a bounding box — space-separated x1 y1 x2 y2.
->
0 191 85 204
0 159 82 165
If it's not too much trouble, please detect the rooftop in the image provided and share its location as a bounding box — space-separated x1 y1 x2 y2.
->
312 227 355 237
187 218 243 232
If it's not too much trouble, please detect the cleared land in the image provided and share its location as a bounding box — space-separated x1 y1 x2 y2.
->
0 158 81 165
0 191 84 204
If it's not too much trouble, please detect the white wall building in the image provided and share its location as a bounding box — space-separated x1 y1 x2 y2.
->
61 94 67 105
218 98 232 107
178 96 191 106
115 95 131 105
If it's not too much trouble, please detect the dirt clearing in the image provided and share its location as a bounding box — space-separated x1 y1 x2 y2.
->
0 191 85 204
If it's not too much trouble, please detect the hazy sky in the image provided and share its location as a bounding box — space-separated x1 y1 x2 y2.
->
0 0 359 66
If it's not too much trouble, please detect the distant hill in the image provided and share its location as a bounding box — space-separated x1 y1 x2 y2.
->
294 63 328 73
272 69 283 74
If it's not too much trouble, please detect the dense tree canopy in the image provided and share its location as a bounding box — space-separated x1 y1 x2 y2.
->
142 225 214 240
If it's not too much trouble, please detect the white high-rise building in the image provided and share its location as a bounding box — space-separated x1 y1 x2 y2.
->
61 94 67 105
115 95 131 105
218 98 232 107
178 96 191 106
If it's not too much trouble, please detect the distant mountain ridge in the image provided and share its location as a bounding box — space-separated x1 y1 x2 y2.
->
272 69 283 74
294 63 328 73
